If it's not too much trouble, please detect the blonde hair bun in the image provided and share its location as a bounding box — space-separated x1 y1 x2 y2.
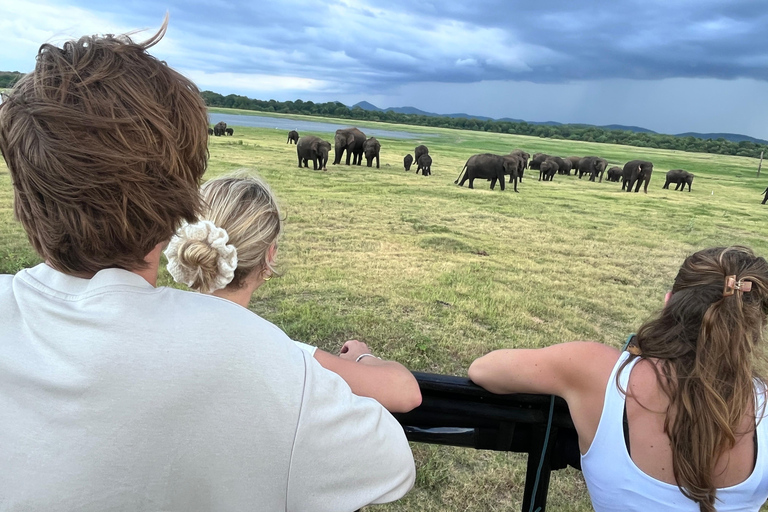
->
165 220 238 293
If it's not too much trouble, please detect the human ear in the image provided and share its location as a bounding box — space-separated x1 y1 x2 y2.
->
267 243 278 266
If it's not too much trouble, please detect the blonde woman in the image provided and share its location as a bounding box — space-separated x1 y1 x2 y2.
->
469 246 768 512
165 174 421 413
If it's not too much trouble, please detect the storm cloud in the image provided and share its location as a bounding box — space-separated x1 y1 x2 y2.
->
2 0 767 137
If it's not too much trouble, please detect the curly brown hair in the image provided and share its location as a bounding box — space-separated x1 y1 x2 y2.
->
0 22 209 274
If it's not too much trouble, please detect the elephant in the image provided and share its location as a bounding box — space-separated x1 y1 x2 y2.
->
455 153 518 192
296 135 332 171
606 167 623 182
566 156 582 170
416 154 432 176
509 150 530 169
213 121 227 137
529 153 550 170
225 127 234 136
404 154 414 171
763 187 768 205
504 153 525 183
622 160 654 193
509 150 530 181
208 128 214 136
578 156 608 182
287 130 299 144
663 169 694 192
333 127 366 165
414 145 429 164
551 156 572 175
539 159 558 181
502 154 524 184
363 137 381 168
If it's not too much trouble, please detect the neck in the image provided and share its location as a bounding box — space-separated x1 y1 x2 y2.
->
132 243 164 287
212 273 265 308
46 242 164 286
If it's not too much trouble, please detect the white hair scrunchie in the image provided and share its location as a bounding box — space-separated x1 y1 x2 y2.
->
165 220 238 292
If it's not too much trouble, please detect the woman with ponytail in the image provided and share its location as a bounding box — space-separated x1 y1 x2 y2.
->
165 173 421 413
469 246 768 511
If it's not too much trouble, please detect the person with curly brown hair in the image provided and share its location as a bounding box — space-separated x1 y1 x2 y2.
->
0 23 414 512
470 246 768 512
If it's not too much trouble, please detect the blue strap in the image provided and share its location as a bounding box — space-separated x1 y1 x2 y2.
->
622 333 636 352
528 395 556 512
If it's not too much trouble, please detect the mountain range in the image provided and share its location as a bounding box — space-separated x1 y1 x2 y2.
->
351 101 767 145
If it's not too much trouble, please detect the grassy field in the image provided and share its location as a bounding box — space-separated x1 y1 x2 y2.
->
2 108 767 510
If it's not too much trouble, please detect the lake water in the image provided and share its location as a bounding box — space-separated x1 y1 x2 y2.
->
208 112 435 140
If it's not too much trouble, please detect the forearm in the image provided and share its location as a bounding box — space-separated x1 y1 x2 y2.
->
314 350 422 413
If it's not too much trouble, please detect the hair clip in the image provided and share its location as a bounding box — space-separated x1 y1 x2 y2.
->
723 275 753 297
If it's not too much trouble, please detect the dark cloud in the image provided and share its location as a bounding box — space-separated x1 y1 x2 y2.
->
77 0 768 89
6 0 767 137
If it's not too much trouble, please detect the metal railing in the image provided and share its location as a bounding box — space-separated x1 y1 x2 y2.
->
394 372 581 512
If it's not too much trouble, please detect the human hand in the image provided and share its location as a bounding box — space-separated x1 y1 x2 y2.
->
339 339 372 361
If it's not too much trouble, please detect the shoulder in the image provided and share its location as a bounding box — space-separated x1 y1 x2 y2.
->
155 286 295 346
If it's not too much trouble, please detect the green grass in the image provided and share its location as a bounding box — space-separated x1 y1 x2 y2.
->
3 108 768 510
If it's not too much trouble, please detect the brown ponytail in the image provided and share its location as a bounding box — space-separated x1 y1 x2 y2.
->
621 246 768 512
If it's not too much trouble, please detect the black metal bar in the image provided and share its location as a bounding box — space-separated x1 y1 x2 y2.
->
394 372 581 512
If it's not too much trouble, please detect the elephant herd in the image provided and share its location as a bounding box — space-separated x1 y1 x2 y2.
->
403 145 432 176
454 149 696 195
212 124 699 197
287 127 383 171
209 121 233 137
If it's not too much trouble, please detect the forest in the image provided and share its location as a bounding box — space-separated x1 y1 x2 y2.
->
200 90 768 159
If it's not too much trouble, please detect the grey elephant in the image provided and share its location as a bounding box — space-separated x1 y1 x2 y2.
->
414 145 429 163
297 135 332 171
333 127 366 165
208 128 214 136
455 153 518 192
578 157 608 182
606 166 623 182
404 154 414 171
550 156 572 175
566 156 582 170
763 187 768 205
416 154 432 176
622 160 654 193
663 169 694 192
213 121 227 137
363 137 381 168
225 127 234 136
529 153 550 170
539 159 558 181
504 153 525 183
509 150 530 181
287 130 299 144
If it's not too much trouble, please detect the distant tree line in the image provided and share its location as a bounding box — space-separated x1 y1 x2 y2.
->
201 90 768 159
0 72 24 88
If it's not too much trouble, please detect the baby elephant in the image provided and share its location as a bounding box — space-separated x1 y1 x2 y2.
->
404 154 414 171
663 169 694 192
606 166 622 182
207 128 214 136
416 154 432 176
287 130 299 144
363 137 381 168
225 127 234 136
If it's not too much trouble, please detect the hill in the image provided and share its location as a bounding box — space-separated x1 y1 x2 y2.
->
350 101 766 144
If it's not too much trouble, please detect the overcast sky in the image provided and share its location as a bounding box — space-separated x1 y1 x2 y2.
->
3 1 768 138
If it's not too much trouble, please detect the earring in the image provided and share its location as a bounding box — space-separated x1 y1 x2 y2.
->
261 268 272 282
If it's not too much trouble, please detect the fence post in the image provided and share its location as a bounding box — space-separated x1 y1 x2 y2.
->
758 151 763 178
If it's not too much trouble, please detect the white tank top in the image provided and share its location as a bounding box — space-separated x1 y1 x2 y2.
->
581 351 768 511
